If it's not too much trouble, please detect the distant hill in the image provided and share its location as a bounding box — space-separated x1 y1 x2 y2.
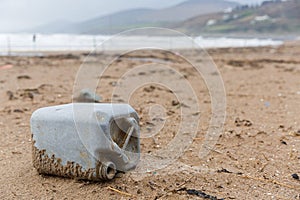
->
77 8 157 34
175 0 300 36
29 0 239 34
138 0 239 23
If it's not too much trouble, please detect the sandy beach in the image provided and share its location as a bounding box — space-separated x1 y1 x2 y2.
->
1 42 300 199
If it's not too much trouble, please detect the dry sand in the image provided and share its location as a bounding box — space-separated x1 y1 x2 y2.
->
1 42 300 199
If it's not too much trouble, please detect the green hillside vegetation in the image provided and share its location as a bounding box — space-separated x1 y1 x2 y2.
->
175 0 300 35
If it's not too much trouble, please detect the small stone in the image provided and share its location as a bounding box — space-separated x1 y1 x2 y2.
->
280 140 287 145
171 100 180 106
292 173 299 180
278 125 284 129
143 85 155 93
73 89 102 103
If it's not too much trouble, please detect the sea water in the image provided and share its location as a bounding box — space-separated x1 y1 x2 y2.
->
0 33 283 54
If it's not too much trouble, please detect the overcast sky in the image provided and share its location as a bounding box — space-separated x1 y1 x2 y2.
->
0 0 266 32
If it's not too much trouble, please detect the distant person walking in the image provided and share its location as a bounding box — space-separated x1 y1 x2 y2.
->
33 34 36 43
32 34 37 52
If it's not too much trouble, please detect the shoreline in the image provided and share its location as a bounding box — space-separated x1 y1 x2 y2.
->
0 33 285 53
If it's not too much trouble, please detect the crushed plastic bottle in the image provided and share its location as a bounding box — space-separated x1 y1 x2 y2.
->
31 103 140 181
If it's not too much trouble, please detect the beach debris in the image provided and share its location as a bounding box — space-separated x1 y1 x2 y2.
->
12 151 22 155
46 54 80 60
264 101 271 107
6 90 15 100
171 100 180 106
292 173 299 180
235 117 252 127
178 188 224 200
31 103 140 181
38 84 53 91
167 110 175 116
280 140 287 145
19 88 39 100
156 176 194 199
7 86 49 101
289 130 300 137
73 89 102 103
217 168 232 174
143 85 156 93
13 109 24 113
0 64 13 70
106 186 134 197
278 125 285 129
17 75 31 80
227 60 244 67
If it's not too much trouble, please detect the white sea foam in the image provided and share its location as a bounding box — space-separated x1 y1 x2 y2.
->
0 33 283 54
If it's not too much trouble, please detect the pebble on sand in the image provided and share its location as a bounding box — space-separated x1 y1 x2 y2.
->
292 173 299 180
73 89 102 103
